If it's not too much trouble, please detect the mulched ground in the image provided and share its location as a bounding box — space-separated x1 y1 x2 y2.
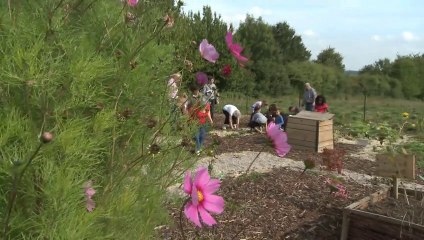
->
161 168 378 240
160 113 424 239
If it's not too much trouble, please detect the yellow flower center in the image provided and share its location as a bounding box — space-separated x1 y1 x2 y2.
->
197 191 204 202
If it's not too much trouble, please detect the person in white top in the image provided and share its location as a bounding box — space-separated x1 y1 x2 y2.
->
222 104 241 130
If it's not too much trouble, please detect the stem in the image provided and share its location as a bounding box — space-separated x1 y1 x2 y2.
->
178 198 190 240
245 144 266 174
3 143 43 238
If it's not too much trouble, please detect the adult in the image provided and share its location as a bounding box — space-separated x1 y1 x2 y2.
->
315 95 329 113
203 77 219 119
251 100 267 113
302 83 317 111
222 104 241 130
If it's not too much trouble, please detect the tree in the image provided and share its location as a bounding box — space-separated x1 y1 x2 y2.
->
315 47 345 71
271 22 311 64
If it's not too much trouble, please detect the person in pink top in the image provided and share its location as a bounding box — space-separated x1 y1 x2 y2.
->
315 95 329 113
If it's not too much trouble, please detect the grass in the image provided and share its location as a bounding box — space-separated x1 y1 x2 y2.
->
220 92 424 167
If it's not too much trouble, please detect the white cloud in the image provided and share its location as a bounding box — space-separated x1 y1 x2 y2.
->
221 14 245 27
248 6 273 17
371 35 382 41
402 31 418 41
303 30 317 37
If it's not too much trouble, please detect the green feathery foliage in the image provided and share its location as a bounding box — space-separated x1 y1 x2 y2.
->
0 0 198 239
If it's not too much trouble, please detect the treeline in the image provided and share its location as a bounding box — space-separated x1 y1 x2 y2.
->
357 55 424 99
172 6 423 99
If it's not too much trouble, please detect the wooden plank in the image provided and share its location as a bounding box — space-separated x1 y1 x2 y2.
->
287 117 317 126
348 213 424 240
350 209 424 232
318 124 333 131
345 187 390 210
286 129 316 141
342 187 424 240
286 122 318 131
291 110 334 121
341 212 350 240
375 154 416 179
318 130 333 142
318 139 333 147
319 119 333 127
288 138 316 148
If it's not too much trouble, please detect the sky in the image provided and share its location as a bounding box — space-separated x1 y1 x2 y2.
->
182 0 424 71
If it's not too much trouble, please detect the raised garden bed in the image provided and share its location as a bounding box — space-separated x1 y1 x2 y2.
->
341 186 424 240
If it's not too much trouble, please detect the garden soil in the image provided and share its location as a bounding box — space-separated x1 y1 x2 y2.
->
160 113 424 239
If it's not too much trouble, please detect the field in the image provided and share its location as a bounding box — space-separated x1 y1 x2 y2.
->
159 95 424 239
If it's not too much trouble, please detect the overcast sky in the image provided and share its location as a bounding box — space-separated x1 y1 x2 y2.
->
182 0 424 70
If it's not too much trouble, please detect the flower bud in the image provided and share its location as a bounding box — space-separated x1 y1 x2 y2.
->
40 132 53 143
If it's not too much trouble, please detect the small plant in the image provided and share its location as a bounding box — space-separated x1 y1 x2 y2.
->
301 154 318 175
324 177 348 199
321 148 346 174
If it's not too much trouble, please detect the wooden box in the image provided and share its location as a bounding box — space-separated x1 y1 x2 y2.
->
286 111 334 152
341 187 424 240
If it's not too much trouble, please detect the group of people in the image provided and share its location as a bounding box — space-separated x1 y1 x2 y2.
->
167 72 220 155
167 73 329 155
303 82 329 113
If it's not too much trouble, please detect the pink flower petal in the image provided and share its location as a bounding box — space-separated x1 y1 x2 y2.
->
199 39 219 63
127 0 138 7
204 179 220 194
86 198 95 212
196 72 208 86
202 194 224 214
194 167 210 189
85 187 96 198
183 171 192 194
225 32 233 48
225 32 249 63
266 122 291 157
184 203 201 227
231 43 243 54
198 206 217 226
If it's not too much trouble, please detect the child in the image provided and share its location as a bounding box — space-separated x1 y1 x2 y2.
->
315 95 329 113
190 101 213 155
274 109 285 130
249 106 267 133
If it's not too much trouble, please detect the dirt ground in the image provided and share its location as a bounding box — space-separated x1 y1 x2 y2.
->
159 113 424 239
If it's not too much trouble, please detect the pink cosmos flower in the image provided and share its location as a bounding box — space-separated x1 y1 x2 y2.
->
183 167 224 227
84 181 96 212
196 72 208 86
221 64 231 77
199 39 219 63
225 32 249 64
127 0 138 7
266 122 291 157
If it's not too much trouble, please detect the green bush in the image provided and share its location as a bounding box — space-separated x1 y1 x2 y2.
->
0 1 196 239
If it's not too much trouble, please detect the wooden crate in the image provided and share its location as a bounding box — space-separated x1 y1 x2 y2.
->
286 111 334 152
341 187 424 240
